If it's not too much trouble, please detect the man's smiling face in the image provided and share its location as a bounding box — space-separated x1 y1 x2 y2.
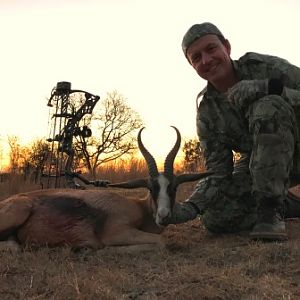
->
186 34 233 87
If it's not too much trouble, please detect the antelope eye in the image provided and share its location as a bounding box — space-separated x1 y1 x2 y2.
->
166 182 176 200
149 181 159 199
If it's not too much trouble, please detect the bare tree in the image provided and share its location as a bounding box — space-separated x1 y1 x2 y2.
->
25 139 51 182
7 136 23 173
182 138 205 172
74 91 143 177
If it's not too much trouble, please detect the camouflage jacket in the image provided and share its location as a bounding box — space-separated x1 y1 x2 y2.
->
197 52 300 177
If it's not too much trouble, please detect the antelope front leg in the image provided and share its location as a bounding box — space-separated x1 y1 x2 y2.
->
102 227 165 249
0 240 21 253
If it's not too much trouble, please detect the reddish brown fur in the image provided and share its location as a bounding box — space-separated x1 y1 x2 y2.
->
0 188 164 250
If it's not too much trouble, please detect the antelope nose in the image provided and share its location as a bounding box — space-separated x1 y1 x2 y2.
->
158 207 171 220
157 208 172 227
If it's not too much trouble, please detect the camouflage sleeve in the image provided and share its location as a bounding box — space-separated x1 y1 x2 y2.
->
278 60 300 102
240 52 300 96
282 87 300 106
280 61 300 89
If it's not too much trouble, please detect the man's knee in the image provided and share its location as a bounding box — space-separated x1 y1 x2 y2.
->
249 95 295 133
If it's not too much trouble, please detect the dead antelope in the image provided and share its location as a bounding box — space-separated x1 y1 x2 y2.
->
0 126 209 251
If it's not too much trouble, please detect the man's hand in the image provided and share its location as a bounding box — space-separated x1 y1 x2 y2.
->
227 79 268 108
159 201 199 226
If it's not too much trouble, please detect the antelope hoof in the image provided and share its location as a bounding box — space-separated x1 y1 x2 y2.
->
0 240 21 253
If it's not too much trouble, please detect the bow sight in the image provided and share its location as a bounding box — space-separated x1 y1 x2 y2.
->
42 81 108 189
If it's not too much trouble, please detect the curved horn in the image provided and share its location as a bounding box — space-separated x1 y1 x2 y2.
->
164 126 181 178
109 179 148 189
138 127 159 178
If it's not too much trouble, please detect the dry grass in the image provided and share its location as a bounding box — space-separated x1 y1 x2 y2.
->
0 177 300 299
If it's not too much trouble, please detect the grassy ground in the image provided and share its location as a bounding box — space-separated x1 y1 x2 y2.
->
0 180 300 299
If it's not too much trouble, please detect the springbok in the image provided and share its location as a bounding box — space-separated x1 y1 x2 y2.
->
0 126 209 252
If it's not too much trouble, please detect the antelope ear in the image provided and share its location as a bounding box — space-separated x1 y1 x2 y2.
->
176 172 213 185
108 178 149 189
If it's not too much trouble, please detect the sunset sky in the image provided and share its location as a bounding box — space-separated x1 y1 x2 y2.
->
1 0 300 167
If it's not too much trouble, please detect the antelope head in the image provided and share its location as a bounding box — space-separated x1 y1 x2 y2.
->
109 126 210 226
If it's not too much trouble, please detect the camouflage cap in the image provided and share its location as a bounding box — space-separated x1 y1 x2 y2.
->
182 22 224 57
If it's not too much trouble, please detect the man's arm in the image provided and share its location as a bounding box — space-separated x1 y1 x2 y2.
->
228 54 300 108
281 62 300 103
163 114 234 225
